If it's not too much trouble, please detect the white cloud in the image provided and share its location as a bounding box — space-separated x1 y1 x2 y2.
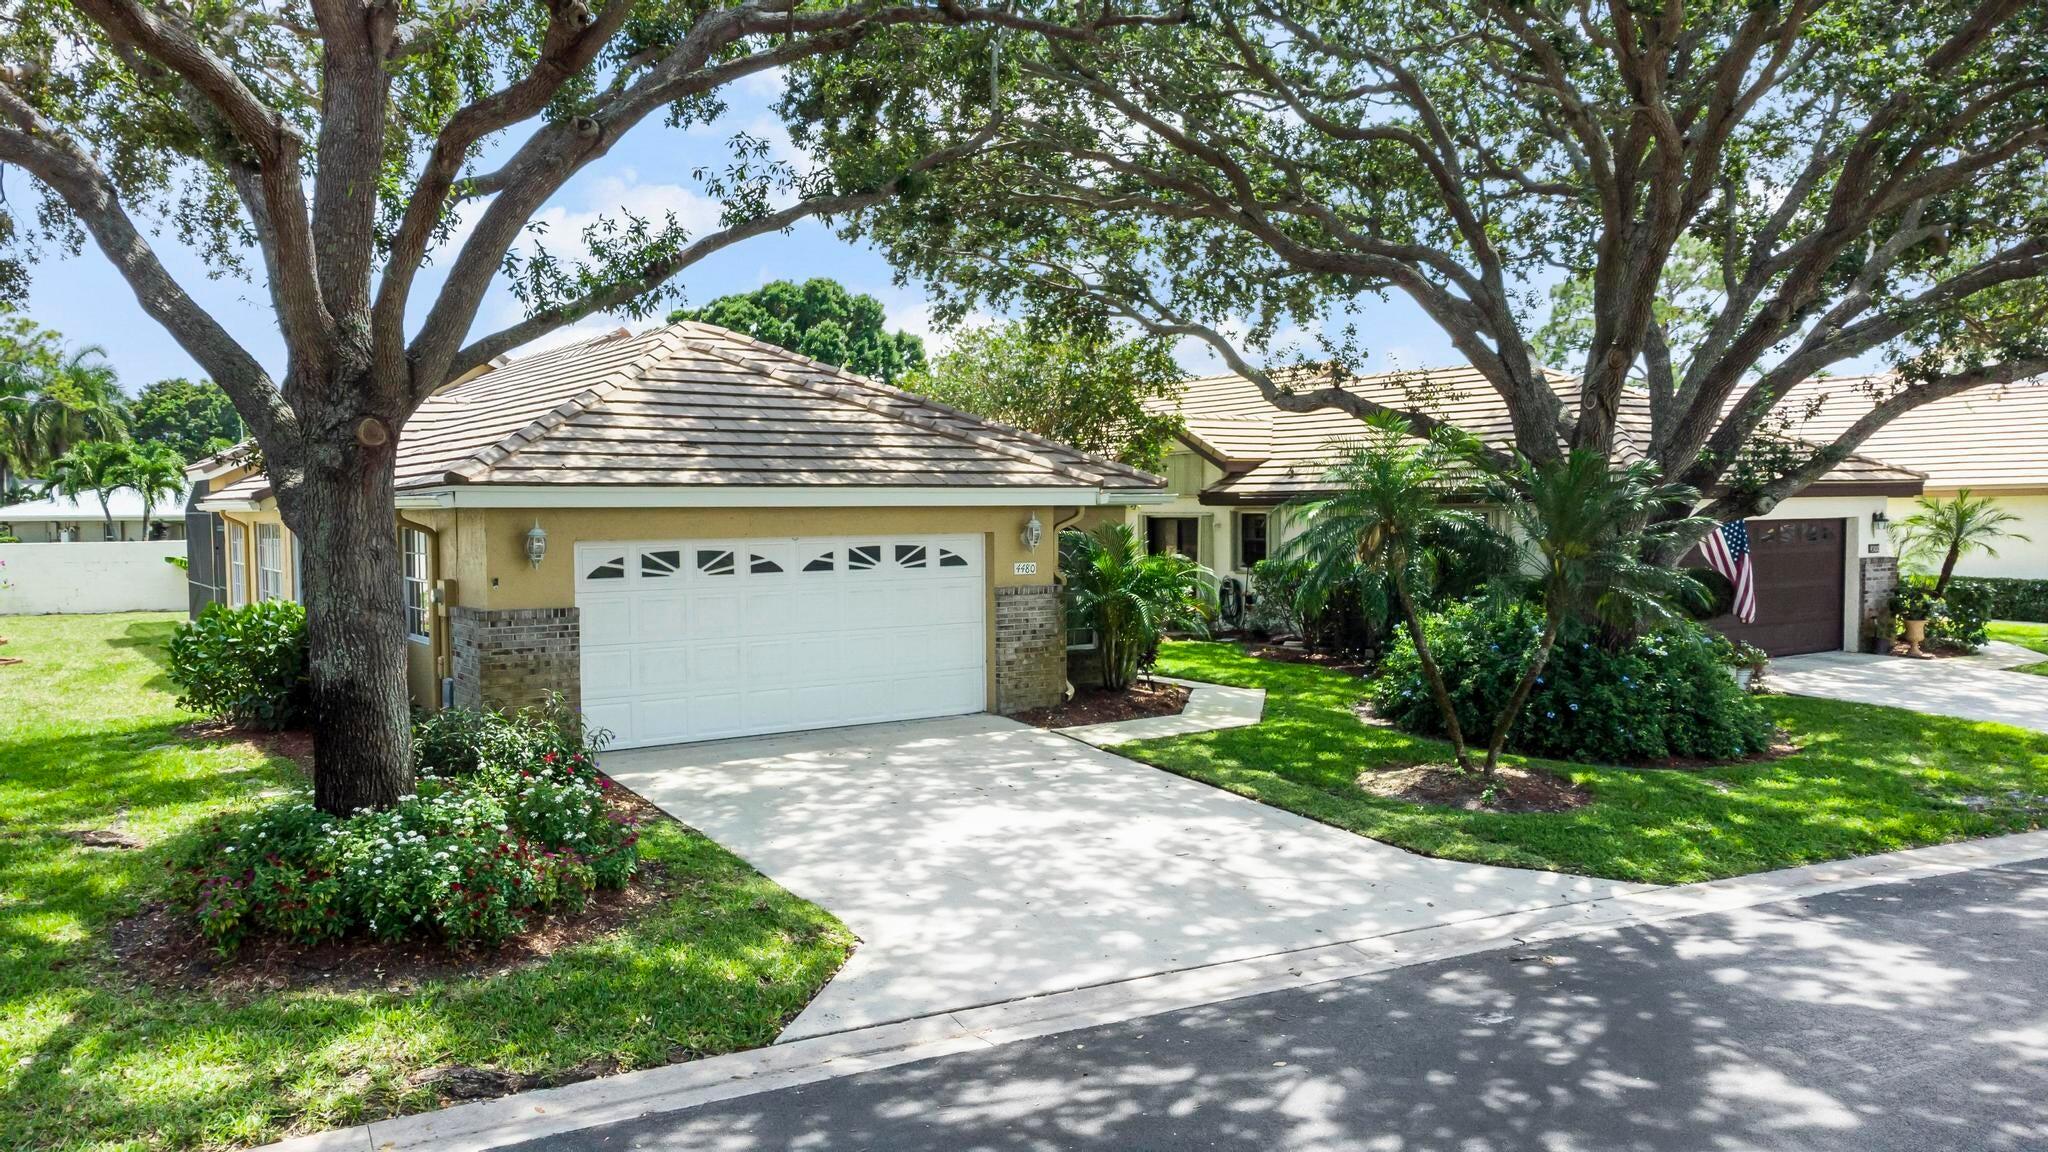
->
517 171 724 268
875 285 995 357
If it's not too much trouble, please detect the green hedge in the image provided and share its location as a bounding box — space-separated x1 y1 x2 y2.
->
1370 601 1773 765
1945 576 2048 624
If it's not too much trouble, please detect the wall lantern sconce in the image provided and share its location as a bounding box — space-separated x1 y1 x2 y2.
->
1021 513 1044 552
1872 510 1890 533
525 519 548 568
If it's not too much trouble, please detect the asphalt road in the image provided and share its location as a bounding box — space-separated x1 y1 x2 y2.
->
512 861 2048 1152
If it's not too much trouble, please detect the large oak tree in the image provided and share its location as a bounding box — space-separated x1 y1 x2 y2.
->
0 0 1169 813
795 0 2048 526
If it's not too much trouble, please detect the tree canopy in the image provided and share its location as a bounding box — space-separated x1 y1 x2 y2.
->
0 0 1171 813
132 377 242 462
794 0 2048 521
669 278 926 382
903 320 1184 468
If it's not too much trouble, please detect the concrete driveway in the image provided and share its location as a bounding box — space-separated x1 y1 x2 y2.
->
1771 651 2048 732
602 715 1646 1040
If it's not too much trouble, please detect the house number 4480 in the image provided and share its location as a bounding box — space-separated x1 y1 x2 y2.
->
1012 562 1039 575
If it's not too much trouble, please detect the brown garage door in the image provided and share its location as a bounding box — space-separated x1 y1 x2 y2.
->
1695 518 1846 657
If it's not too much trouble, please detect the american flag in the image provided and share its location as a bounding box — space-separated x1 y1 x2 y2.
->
1702 520 1757 623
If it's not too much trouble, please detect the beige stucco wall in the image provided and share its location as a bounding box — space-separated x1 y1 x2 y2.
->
453 505 1058 608
216 506 299 605
1889 489 2048 581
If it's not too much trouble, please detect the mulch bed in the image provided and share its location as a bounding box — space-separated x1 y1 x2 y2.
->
175 719 317 772
1015 681 1190 728
1239 641 1373 677
1358 763 1591 813
1886 639 1969 660
108 779 679 998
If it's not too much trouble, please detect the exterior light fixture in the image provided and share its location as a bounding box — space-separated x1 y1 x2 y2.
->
1873 510 1890 533
525 519 548 568
1021 513 1044 552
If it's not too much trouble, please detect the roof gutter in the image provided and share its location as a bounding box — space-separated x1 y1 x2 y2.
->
391 484 1167 510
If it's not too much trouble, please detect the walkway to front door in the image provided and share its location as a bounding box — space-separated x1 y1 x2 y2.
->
601 714 1647 1040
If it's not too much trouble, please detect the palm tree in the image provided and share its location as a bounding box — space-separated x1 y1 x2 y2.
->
1281 412 1495 771
34 347 130 455
1060 522 1215 690
40 441 135 540
1895 490 2028 597
118 442 188 540
1478 452 1713 774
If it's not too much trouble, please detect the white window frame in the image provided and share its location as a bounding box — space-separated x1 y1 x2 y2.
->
226 524 247 605
255 522 285 601
1237 511 1270 570
402 526 432 642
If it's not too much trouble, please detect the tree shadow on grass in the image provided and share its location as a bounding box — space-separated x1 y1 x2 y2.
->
103 617 181 692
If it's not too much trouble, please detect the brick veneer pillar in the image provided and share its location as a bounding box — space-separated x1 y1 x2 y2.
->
449 606 580 712
993 584 1064 713
1859 555 1899 653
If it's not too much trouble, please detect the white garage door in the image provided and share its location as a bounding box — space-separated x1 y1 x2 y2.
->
575 535 988 749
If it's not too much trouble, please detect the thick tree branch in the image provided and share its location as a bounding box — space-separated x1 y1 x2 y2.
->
0 85 289 445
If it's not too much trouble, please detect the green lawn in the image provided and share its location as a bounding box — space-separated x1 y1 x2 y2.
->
0 613 853 1152
1988 619 2048 676
1140 640 2048 886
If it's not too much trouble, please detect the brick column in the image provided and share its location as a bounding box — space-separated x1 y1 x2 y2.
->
1859 556 1899 653
448 606 580 712
993 584 1064 713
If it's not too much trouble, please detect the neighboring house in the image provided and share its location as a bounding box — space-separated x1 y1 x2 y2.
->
0 489 188 543
1133 366 1924 657
1768 375 2048 580
191 321 1166 749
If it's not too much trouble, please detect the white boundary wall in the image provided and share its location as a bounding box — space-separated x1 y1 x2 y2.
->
0 541 188 614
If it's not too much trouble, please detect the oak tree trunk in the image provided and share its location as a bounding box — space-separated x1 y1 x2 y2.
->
280 412 414 815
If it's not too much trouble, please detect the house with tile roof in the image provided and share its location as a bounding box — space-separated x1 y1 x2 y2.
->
1767 375 2048 581
186 321 1167 748
1130 366 1926 657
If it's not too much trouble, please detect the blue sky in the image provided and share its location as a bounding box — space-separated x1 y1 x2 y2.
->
20 72 1463 395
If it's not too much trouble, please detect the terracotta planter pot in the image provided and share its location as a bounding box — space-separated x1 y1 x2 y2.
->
1903 617 1928 656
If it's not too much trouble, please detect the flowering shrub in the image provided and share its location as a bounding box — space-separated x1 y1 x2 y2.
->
171 701 638 952
1370 601 1773 764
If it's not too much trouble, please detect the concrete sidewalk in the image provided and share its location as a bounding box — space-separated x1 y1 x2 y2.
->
1056 675 1266 746
1771 650 2048 732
